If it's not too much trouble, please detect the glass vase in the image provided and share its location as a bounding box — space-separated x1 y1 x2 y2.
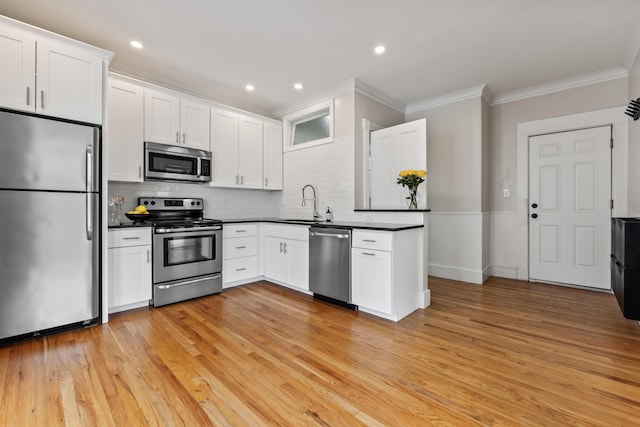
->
406 189 418 209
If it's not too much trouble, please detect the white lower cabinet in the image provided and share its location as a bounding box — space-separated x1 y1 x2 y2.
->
351 229 421 321
223 223 260 288
107 228 152 313
263 224 309 292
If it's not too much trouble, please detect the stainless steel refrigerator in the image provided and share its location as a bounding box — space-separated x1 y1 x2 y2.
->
0 109 101 342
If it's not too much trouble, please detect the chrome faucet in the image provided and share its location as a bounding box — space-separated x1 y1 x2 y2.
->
302 184 321 221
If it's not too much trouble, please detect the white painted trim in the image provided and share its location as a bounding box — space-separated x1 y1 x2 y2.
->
282 99 334 152
406 84 487 114
361 118 383 209
516 106 628 282
429 263 485 285
490 266 518 280
354 79 406 113
418 288 431 309
491 67 628 105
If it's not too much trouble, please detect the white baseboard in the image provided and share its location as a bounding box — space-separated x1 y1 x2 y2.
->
429 263 485 285
490 266 518 279
419 289 431 308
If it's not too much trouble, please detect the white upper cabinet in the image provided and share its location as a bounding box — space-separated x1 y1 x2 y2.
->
107 76 144 182
180 97 210 151
144 88 181 145
211 107 270 189
238 114 264 188
0 19 107 124
0 26 35 111
263 122 283 190
211 108 240 187
144 88 210 150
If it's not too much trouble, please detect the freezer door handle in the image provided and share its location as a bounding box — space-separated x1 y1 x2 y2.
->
86 145 94 241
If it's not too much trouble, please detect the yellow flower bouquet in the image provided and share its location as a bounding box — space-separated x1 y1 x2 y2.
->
397 169 427 209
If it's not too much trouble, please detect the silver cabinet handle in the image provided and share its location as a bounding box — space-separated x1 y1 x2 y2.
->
176 131 179 143
26 87 30 106
139 165 142 178
283 242 287 254
122 236 141 240
235 246 246 249
235 229 246 233
363 239 377 242
182 132 186 144
361 252 376 256
147 249 150 263
235 175 239 185
265 177 268 187
240 175 244 185
236 267 247 271
41 90 44 109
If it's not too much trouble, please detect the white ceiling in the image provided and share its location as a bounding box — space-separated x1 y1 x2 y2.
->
1 0 639 117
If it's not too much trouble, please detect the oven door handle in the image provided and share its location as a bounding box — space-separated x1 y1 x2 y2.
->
156 274 222 290
155 225 222 233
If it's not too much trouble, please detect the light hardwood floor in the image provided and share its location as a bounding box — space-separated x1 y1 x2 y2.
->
1 277 639 426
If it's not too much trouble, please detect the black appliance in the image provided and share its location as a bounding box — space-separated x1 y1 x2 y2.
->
611 217 640 320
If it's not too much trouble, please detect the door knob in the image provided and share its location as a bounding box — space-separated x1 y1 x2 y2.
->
531 213 538 219
531 203 538 208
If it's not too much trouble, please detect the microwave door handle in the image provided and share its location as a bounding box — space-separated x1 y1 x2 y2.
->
197 158 201 177
165 166 187 173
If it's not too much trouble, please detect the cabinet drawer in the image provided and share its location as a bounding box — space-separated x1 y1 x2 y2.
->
224 256 258 282
264 224 309 241
223 236 257 259
108 228 152 248
352 230 392 251
224 223 258 238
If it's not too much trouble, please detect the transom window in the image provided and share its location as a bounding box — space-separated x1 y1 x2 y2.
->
283 99 334 151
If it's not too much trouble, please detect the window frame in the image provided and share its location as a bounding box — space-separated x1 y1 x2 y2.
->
283 99 334 152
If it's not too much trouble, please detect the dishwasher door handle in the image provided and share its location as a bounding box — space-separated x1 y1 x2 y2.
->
310 231 350 239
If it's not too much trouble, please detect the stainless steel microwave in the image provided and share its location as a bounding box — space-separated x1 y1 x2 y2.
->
144 142 212 183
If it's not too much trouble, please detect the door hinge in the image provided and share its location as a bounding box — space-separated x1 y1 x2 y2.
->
611 138 614 148
611 199 614 210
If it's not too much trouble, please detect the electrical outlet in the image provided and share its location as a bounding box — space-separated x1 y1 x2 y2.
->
503 188 510 198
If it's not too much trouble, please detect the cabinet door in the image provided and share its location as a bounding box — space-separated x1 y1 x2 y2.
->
285 239 309 291
107 78 144 182
0 27 35 112
144 88 181 145
37 39 103 124
352 248 392 314
263 122 283 190
264 236 285 282
180 98 210 150
108 245 151 309
210 108 239 186
238 114 263 188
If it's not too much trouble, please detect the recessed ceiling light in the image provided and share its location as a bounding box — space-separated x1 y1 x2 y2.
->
245 84 255 92
294 83 303 90
374 45 386 55
130 40 143 49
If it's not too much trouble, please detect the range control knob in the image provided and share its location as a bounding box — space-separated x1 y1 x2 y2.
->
191 201 195 206
143 201 148 205
151 201 156 205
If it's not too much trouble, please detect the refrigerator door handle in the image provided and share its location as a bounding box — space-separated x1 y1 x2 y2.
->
86 145 94 241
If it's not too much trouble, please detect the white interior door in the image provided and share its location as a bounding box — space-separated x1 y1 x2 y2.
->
369 118 427 209
529 126 611 289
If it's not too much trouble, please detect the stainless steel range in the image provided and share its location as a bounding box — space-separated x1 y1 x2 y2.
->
139 197 223 307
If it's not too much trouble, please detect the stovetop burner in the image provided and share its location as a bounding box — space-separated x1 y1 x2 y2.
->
137 197 221 229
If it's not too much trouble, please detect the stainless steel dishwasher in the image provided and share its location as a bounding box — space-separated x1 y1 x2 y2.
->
309 226 353 306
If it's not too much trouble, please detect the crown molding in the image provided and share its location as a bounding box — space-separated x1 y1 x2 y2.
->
405 84 488 114
273 78 405 118
353 79 406 113
490 67 628 106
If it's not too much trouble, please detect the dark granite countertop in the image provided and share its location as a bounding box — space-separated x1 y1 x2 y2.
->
221 218 423 232
108 222 152 230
